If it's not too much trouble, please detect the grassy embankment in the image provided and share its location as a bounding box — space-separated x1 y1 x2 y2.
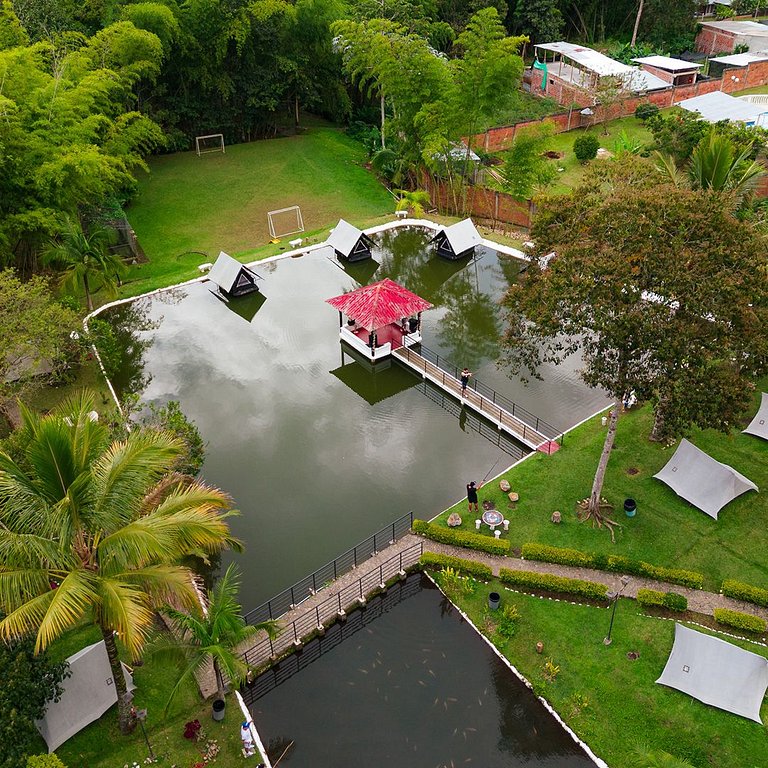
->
432 384 768 591
38 622 258 768
436 575 768 768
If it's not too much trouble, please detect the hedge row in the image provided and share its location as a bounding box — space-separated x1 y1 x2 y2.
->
521 543 704 590
420 552 493 580
721 579 768 608
636 588 687 612
412 519 510 555
713 608 767 634
499 567 609 601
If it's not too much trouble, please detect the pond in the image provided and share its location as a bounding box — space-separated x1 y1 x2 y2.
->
101 226 608 606
246 574 597 768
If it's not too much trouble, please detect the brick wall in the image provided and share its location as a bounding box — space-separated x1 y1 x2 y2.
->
695 26 738 54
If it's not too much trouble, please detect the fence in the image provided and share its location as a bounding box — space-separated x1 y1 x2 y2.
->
243 511 415 626
413 344 563 444
240 541 424 672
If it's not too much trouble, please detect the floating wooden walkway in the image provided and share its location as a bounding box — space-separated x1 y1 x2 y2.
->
393 345 555 451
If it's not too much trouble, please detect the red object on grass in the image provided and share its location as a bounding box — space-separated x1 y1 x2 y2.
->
326 278 432 331
537 440 560 455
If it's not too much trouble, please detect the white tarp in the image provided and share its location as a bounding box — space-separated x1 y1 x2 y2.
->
744 392 768 440
35 640 136 752
653 438 758 519
656 624 768 723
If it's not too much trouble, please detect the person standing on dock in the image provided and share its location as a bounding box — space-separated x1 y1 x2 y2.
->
460 367 472 396
466 481 479 514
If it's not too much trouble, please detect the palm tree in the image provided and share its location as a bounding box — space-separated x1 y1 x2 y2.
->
655 131 765 206
628 744 696 768
43 218 127 311
0 391 241 734
150 563 277 713
395 189 431 217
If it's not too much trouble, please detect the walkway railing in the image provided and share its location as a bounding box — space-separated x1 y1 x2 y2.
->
241 541 424 671
400 343 563 444
242 511 415 626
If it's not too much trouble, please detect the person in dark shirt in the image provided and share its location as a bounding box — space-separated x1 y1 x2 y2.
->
460 368 471 395
466 481 479 514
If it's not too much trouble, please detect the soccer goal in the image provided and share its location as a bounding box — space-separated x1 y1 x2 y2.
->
267 206 305 239
195 133 225 156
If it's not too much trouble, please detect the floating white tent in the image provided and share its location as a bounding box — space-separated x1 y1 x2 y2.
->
36 640 136 752
327 219 374 262
208 251 261 297
743 392 768 441
431 218 482 260
653 438 758 519
656 624 768 723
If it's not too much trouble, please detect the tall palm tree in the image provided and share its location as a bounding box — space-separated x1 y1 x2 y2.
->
43 218 127 311
0 391 241 734
151 563 277 713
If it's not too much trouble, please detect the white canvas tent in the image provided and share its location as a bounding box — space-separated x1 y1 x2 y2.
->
36 640 136 752
431 219 482 260
653 438 758 519
657 623 768 723
743 392 768 440
327 219 374 262
208 251 261 297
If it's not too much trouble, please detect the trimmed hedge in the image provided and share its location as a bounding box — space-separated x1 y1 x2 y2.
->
420 552 493 580
499 567 609 601
637 588 687 612
721 579 768 608
713 608 767 634
520 542 704 590
412 519 510 555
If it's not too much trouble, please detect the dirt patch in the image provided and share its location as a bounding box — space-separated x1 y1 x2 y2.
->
626 467 640 476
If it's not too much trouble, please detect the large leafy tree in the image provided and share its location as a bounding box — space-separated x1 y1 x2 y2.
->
151 564 276 709
43 218 127 311
0 625 68 768
500 156 768 535
0 392 242 735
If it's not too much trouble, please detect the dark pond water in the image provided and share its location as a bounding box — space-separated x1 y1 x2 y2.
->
102 227 608 606
246 574 596 768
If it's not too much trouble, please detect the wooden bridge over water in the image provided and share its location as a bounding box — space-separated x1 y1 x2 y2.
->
393 344 559 451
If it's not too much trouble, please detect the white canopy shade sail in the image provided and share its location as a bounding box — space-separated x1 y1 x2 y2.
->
743 392 768 440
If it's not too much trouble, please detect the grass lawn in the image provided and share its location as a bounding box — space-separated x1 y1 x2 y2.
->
432 384 768 591
38 623 258 768
439 573 768 768
734 84 768 96
122 126 394 298
479 89 563 131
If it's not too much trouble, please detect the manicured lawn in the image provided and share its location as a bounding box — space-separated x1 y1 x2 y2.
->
38 623 258 768
122 126 395 297
734 84 768 96
432 385 768 591
440 574 768 768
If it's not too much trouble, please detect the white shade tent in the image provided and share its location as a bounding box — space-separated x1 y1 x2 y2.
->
653 438 758 519
743 392 768 440
35 640 136 752
656 624 768 723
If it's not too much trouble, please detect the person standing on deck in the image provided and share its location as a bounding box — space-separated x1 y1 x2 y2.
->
466 481 479 514
460 367 472 396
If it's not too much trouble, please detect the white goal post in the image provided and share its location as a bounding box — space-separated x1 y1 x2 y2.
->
267 206 305 239
195 133 225 156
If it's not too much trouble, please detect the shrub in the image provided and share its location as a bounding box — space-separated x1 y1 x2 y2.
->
497 603 520 638
435 566 477 598
419 552 493 579
412 519 510 555
573 133 600 162
637 589 687 612
27 757 67 768
663 592 688 612
521 543 592 568
634 103 660 121
721 579 768 608
713 608 767 634
499 568 608 601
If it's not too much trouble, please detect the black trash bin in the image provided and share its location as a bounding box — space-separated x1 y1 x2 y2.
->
624 498 637 518
488 592 501 611
212 698 226 721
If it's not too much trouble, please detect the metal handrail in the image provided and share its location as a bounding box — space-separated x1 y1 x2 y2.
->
241 541 424 670
400 343 563 443
242 511 414 626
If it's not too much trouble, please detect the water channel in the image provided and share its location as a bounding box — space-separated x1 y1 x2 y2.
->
246 574 596 768
102 226 608 606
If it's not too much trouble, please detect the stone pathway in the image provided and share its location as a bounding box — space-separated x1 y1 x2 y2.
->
204 534 767 698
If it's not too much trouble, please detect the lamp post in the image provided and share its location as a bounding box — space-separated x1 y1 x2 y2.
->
135 708 155 762
603 575 630 646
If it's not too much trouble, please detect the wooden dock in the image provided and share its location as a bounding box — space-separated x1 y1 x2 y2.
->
392 346 552 450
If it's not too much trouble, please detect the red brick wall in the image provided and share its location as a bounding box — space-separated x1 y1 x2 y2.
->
638 63 676 84
695 26 738 54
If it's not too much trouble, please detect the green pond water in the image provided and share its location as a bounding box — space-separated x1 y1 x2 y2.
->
102 227 608 607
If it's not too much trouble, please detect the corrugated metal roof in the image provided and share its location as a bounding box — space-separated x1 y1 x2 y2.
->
699 20 768 36
632 55 702 72
326 278 432 331
710 51 768 66
327 219 364 257
676 90 768 124
208 251 246 292
439 218 482 256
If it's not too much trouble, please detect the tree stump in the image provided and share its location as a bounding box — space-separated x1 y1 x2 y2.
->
447 512 462 528
551 511 561 524
508 492 519 503
499 479 511 492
